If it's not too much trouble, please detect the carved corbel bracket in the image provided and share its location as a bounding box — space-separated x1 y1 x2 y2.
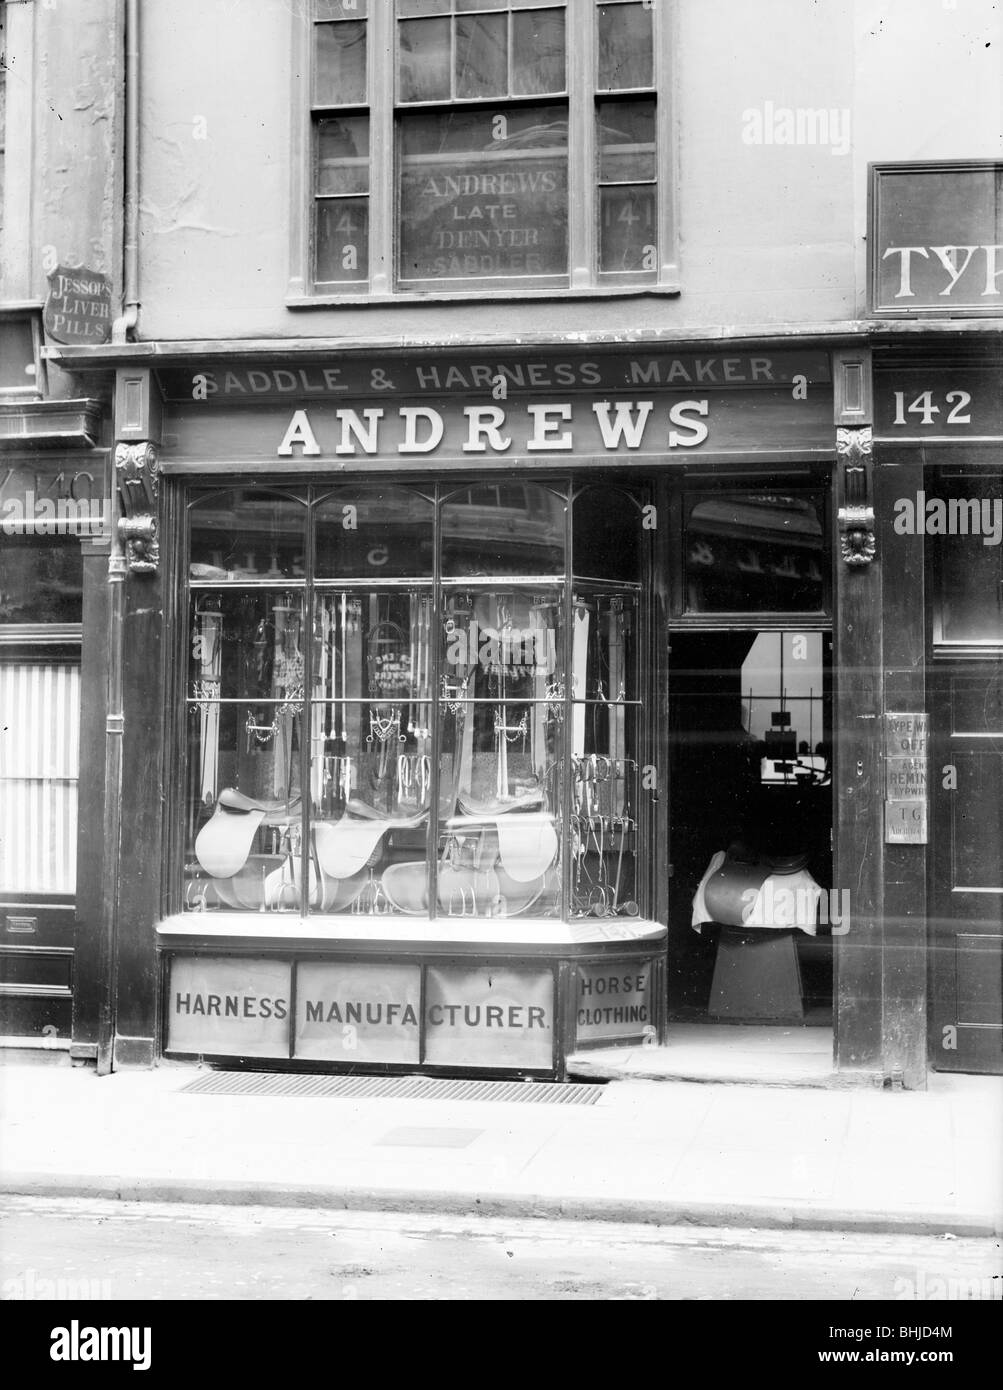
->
114 441 160 575
836 426 875 567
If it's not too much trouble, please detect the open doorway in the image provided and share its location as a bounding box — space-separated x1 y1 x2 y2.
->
667 630 834 1025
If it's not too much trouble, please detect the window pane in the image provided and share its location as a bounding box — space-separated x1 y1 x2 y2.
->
316 1 368 18
398 106 568 282
684 494 827 613
315 487 434 579
598 99 655 181
316 197 370 282
0 536 82 624
599 185 656 273
309 708 431 914
189 491 307 581
315 20 367 106
398 17 451 102
188 592 307 704
572 485 640 582
185 704 303 913
455 14 507 98
437 699 562 918
0 663 79 893
0 319 35 392
937 476 1003 643
597 2 653 89
512 8 566 95
313 590 434 708
317 116 369 195
397 0 450 15
568 707 639 918
441 483 566 575
441 587 566 703
570 591 639 703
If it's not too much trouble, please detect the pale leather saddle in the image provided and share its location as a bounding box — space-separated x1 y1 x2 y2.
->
194 788 427 911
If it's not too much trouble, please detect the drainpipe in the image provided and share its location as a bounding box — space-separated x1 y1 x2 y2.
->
98 0 139 1074
112 0 139 345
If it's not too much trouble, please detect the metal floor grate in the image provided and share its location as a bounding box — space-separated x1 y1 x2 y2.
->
179 1071 603 1105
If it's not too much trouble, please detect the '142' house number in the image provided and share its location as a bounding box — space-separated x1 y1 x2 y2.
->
891 389 972 426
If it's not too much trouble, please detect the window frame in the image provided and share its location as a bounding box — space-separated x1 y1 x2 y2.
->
0 530 84 901
288 0 678 304
172 477 656 925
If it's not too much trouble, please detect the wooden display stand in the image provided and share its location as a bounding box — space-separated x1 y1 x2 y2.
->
708 926 804 1022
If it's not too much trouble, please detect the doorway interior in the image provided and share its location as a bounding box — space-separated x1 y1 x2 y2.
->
666 629 834 1026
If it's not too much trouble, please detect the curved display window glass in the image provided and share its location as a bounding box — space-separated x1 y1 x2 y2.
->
180 480 649 923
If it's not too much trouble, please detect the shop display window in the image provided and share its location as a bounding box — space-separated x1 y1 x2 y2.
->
181 480 648 922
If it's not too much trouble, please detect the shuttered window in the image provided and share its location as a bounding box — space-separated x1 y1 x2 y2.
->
0 535 82 894
0 663 80 892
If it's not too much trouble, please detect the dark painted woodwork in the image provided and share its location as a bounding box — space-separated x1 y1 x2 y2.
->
110 567 165 1063
876 456 929 1089
929 664 1003 1074
71 535 112 1056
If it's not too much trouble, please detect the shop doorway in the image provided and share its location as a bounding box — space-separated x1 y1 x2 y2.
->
666 630 834 1025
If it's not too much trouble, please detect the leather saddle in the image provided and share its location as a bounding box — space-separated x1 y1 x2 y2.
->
195 790 302 879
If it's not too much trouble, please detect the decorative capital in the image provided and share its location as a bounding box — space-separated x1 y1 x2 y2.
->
114 441 159 575
836 427 875 568
836 425 872 465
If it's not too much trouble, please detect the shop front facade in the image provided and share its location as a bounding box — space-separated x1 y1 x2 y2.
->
55 337 893 1080
33 5 1001 1084
869 161 1003 1078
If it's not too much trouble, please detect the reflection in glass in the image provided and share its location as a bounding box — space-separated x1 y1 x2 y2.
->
316 1 368 18
937 478 1003 643
315 20 367 106
568 706 639 918
398 106 568 282
189 491 307 581
317 117 370 195
599 185 655 273
597 2 653 90
0 536 83 624
441 483 566 575
316 197 369 283
572 485 640 581
431 698 562 917
456 14 507 98
598 100 655 181
512 7 566 94
181 481 651 921
569 590 638 705
398 17 451 102
315 487 434 578
684 493 826 613
441 588 565 703
188 592 306 705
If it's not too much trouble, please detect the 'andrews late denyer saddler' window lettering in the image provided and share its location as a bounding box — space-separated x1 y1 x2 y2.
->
276 400 711 455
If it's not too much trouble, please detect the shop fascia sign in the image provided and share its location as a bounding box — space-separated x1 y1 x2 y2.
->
164 351 831 462
275 398 711 458
869 161 1003 315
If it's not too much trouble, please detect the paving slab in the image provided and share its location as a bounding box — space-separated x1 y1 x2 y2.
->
0 1060 1000 1236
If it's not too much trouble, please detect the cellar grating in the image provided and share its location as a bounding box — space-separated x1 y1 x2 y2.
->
178 1071 603 1105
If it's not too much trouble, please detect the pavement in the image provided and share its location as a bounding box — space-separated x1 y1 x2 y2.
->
1 1046 1001 1237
